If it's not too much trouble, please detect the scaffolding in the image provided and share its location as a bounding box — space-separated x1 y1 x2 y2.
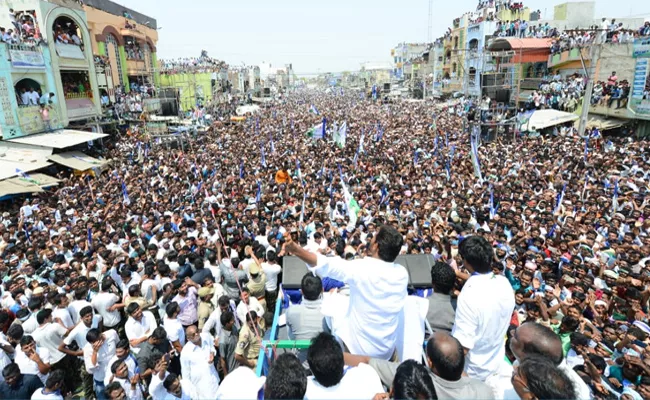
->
466 49 520 141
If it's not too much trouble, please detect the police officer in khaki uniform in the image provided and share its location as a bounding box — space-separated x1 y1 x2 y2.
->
234 311 262 368
246 262 267 313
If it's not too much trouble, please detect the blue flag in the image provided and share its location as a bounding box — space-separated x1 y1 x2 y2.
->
260 144 267 168
121 182 130 205
256 181 262 203
553 183 566 214
87 228 93 245
380 185 389 205
239 161 244 179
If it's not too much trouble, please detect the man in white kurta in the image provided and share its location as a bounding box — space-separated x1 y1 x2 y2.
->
180 326 220 399
284 226 409 360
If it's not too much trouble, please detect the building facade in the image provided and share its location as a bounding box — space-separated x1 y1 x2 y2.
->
82 0 159 95
0 0 102 139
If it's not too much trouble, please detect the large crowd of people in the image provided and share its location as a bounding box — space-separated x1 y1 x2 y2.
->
159 51 228 75
1 88 650 400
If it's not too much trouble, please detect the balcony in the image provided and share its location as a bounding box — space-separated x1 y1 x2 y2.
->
65 92 98 120
17 105 64 134
548 48 589 69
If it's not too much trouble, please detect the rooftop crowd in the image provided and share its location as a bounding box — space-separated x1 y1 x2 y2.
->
1 89 650 400
159 51 228 75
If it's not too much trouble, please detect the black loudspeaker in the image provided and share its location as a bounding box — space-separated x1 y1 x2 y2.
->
495 89 511 103
282 256 310 289
281 255 434 290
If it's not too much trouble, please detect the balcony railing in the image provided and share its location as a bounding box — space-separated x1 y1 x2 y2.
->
65 91 93 100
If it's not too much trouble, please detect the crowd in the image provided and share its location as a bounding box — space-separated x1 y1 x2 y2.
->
1 89 650 400
159 52 228 75
525 73 585 111
1 9 43 45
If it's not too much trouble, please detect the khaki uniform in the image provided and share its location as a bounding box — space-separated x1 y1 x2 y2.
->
235 323 262 366
247 272 268 312
197 300 214 330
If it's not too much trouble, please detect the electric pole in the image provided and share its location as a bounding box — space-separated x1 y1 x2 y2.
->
577 30 603 136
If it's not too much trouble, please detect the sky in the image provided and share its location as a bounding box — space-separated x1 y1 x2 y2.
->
116 0 649 75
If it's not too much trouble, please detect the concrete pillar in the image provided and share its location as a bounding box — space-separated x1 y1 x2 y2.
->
152 52 160 88
118 46 130 92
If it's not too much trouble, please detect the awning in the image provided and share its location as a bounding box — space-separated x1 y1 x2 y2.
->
574 115 629 131
8 129 108 149
47 151 110 171
524 109 579 131
0 179 44 197
0 159 52 180
6 173 60 188
0 141 53 163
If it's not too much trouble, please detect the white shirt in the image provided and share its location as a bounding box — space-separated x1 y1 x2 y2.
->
92 292 122 328
150 374 199 400
52 307 74 329
111 376 144 400
68 300 91 325
261 262 282 292
63 315 102 350
21 92 30 105
31 388 64 400
305 363 384 400
104 353 137 386
311 254 409 359
236 297 264 326
180 333 220 399
125 311 158 354
22 313 40 334
141 279 158 304
29 91 40 105
83 329 119 381
15 346 51 384
32 323 68 364
163 317 185 346
452 272 515 381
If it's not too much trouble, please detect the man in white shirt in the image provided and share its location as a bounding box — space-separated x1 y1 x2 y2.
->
30 370 65 400
91 278 123 331
305 332 383 399
261 251 282 312
52 295 74 329
451 236 515 385
163 302 185 353
236 288 264 326
59 306 101 400
180 326 220 400
16 335 51 385
83 328 119 400
284 225 409 360
32 309 80 396
28 88 40 105
68 289 91 325
124 303 158 354
202 295 239 336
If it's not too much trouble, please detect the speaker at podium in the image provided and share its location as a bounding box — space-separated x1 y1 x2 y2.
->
281 255 435 290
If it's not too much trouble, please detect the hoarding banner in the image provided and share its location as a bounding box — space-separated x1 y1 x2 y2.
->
9 49 46 69
633 38 650 59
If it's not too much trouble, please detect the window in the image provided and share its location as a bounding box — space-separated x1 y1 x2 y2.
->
469 39 479 51
106 34 124 87
14 78 42 106
60 70 92 99
124 36 143 60
452 63 457 73
52 16 83 48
